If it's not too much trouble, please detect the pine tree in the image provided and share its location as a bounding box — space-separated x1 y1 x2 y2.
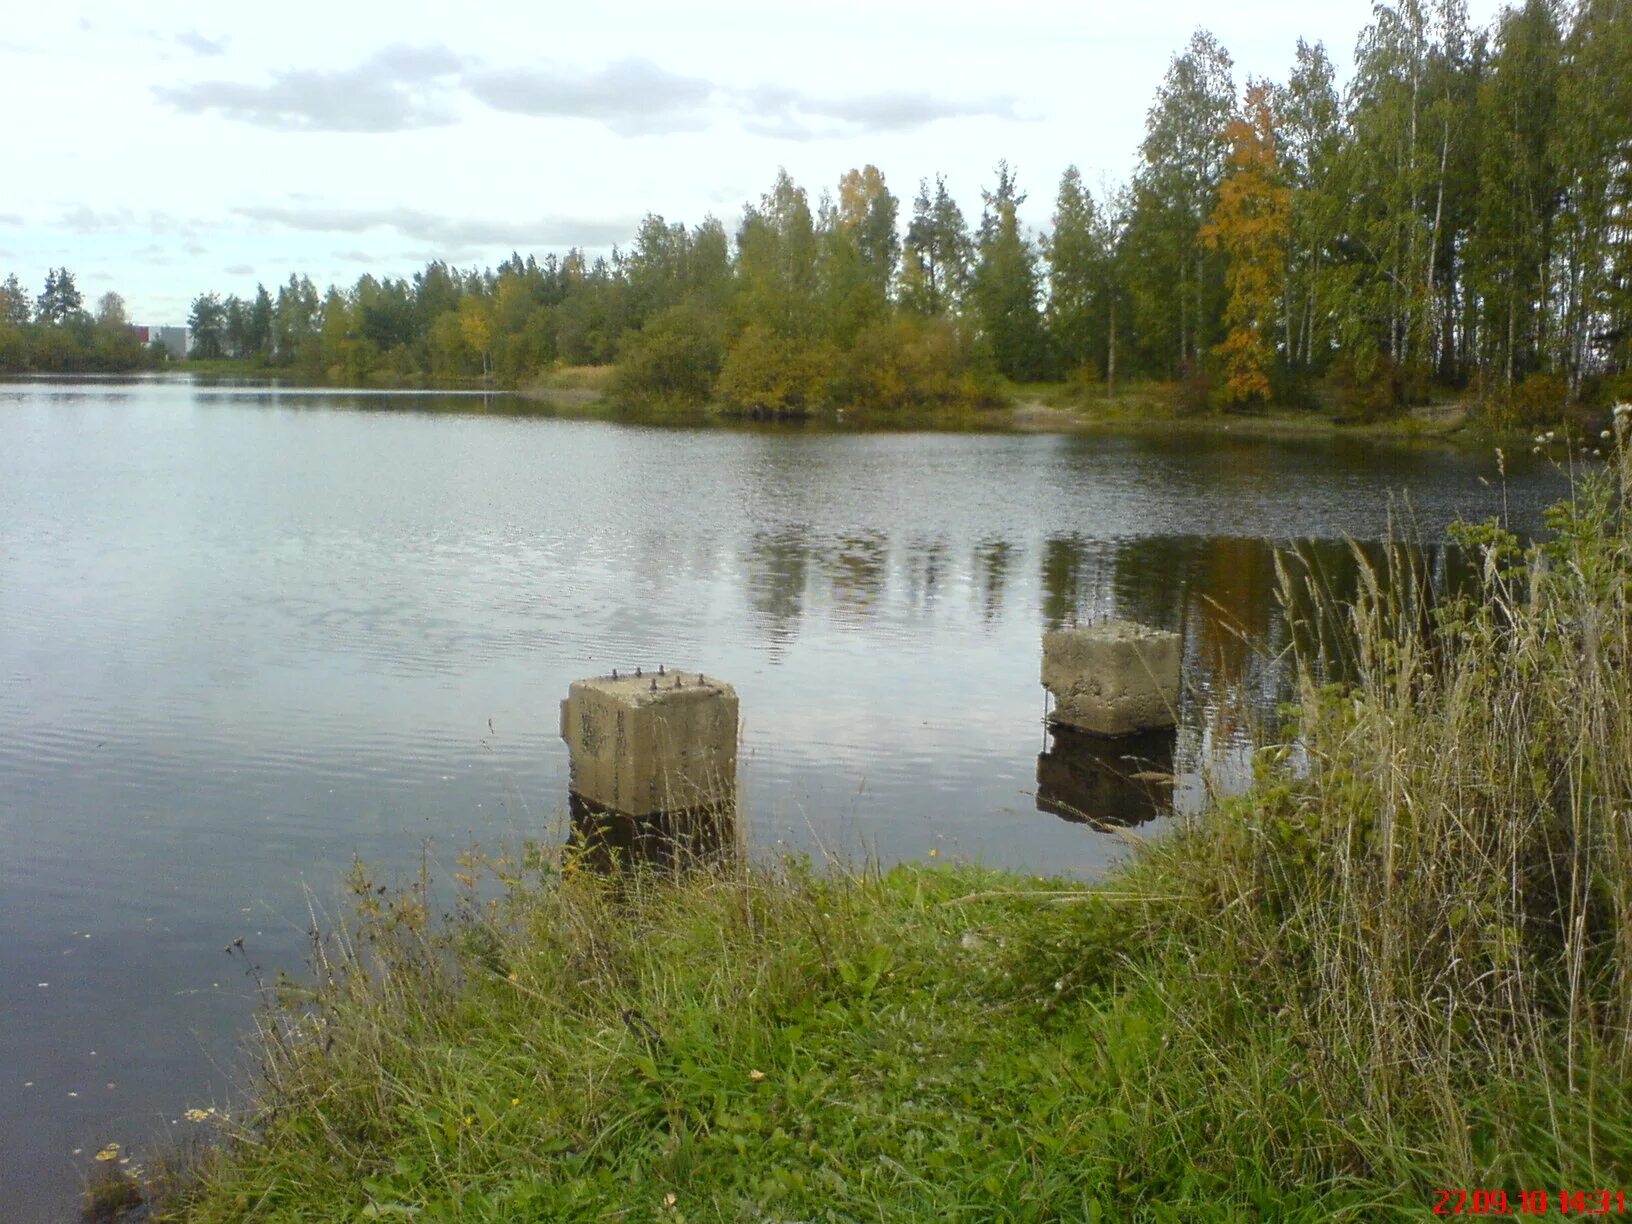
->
971 161 1050 380
900 175 973 317
1045 166 1103 376
35 267 84 326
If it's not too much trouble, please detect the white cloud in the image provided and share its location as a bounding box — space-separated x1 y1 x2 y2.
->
157 45 464 132
235 204 638 252
175 30 229 56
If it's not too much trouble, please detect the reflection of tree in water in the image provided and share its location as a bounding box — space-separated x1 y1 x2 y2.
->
973 538 1016 625
743 529 811 655
901 535 950 612
1194 537 1278 682
823 532 888 624
1040 534 1112 629
1278 537 1468 687
1107 537 1203 633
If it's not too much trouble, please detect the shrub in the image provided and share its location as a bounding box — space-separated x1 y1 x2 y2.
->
1510 370 1571 428
830 316 997 413
714 325 837 416
610 304 725 408
1175 357 1215 415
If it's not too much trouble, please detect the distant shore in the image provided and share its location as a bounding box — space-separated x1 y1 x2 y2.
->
15 360 1541 448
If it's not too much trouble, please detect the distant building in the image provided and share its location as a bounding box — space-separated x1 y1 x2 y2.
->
136 326 191 359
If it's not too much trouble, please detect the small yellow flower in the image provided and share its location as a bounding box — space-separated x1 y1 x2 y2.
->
511 1097 520 1107
748 1069 766 1082
464 1115 475 1126
506 972 518 982
928 848 938 858
94 1144 120 1162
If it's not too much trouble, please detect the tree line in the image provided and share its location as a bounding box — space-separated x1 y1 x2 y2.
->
5 0 1629 421
0 269 155 372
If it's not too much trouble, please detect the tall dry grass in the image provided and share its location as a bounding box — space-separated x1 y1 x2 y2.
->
1125 419 1632 1183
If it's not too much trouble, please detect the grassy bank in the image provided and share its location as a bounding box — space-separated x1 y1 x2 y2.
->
161 357 509 391
134 442 1632 1221
519 366 1537 445
518 365 1010 431
144 359 1554 447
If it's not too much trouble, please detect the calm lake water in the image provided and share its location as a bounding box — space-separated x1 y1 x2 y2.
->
0 375 1570 1217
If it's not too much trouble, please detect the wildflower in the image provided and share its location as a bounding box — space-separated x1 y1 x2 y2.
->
464 1115 475 1126
928 847 938 858
664 1193 678 1208
748 1069 766 1082
94 1144 120 1162
1594 449 1603 457
1534 435 1547 444
506 971 518 982
1603 430 1613 439
1546 430 1556 440
1532 447 1542 455
1615 402 1632 417
511 1097 520 1107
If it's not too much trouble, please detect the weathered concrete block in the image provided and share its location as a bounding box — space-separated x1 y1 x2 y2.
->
1042 621 1181 736
560 672 738 817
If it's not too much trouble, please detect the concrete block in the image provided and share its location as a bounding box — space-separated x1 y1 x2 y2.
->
1042 621 1180 736
560 671 738 817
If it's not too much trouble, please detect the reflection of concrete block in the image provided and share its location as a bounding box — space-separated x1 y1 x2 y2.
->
560 673 738 817
1036 726 1174 827
568 793 738 873
1042 621 1181 736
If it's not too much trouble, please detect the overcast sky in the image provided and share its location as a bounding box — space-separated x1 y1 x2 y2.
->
3 0 1511 322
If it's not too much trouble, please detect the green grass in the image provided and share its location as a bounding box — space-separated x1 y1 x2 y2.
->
148 441 1632 1221
156 857 1383 1223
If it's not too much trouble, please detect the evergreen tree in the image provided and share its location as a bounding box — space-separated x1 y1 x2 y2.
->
971 161 1051 380
247 284 274 357
1045 166 1109 377
188 293 227 358
35 267 84 326
0 273 29 327
900 175 973 317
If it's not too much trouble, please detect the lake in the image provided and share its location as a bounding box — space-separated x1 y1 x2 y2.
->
0 376 1569 1218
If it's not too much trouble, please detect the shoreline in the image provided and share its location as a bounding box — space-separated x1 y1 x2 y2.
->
5 365 1525 450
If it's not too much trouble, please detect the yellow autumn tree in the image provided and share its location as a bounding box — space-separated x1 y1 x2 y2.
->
1201 82 1291 405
